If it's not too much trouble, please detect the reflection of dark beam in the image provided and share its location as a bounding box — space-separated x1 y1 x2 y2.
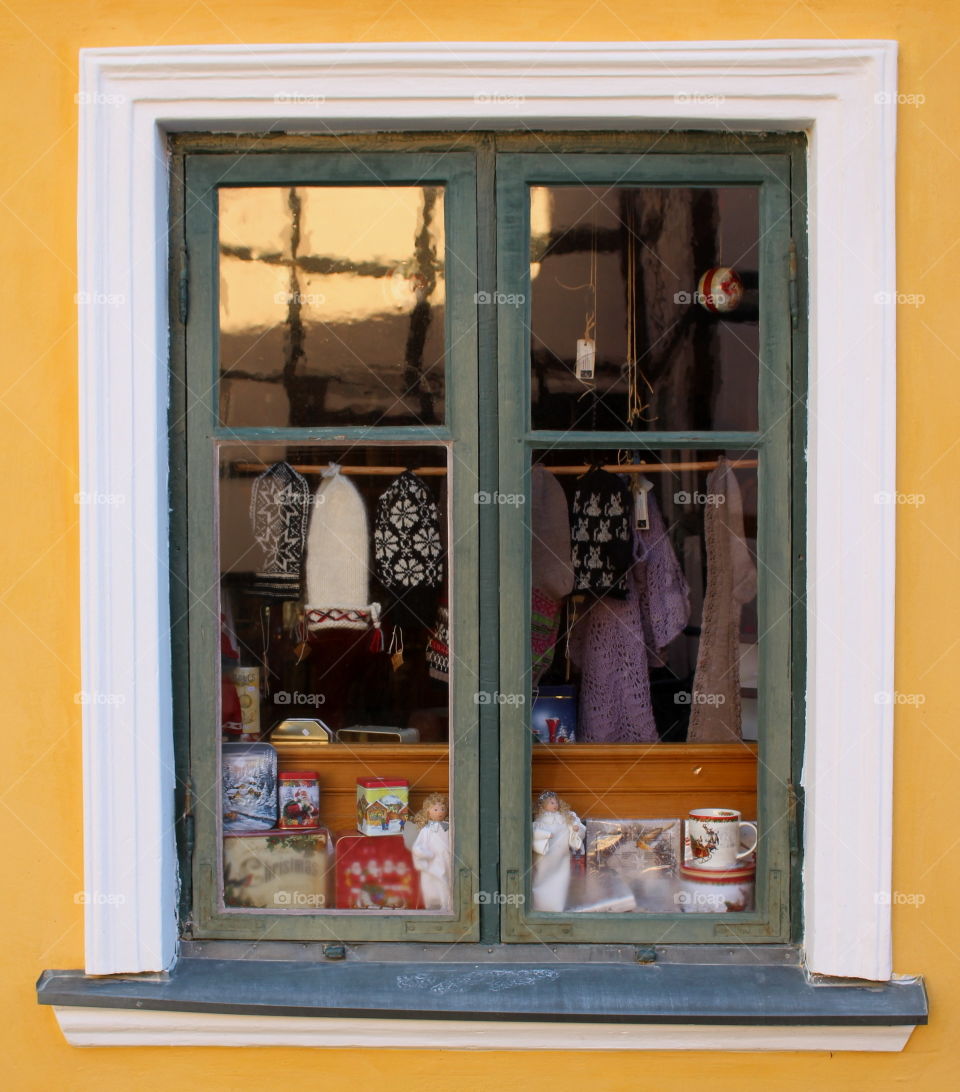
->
531 227 622 263
283 188 307 392
219 244 443 280
404 187 439 422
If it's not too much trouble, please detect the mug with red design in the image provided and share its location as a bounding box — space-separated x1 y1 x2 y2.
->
686 808 757 870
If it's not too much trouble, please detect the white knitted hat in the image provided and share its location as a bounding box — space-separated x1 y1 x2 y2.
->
304 465 380 632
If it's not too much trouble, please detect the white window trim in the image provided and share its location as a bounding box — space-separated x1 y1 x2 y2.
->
54 1007 914 1052
77 41 897 988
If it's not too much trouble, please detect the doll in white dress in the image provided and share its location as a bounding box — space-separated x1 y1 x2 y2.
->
410 793 452 911
531 790 586 912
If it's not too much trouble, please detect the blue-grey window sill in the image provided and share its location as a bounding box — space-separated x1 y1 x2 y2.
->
37 955 927 1027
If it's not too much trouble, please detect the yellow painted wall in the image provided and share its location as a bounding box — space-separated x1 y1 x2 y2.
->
0 0 955 1087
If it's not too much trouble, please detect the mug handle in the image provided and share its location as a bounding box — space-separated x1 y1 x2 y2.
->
737 821 758 860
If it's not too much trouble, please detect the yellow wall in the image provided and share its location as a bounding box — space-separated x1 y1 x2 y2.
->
1 1 956 1087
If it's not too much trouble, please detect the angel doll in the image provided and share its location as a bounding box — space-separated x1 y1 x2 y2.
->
531 790 586 912
410 792 452 912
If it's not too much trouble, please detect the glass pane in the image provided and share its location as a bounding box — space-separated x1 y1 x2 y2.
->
219 186 446 428
527 448 759 914
217 443 454 913
530 186 759 431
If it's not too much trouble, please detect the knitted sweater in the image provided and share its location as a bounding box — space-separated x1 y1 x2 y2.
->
531 464 575 682
568 491 689 742
687 457 757 742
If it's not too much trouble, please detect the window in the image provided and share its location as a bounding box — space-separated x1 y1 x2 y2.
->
172 133 801 946
58 48 912 1045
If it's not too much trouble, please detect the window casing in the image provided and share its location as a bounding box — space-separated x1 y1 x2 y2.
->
173 133 803 946
69 41 899 986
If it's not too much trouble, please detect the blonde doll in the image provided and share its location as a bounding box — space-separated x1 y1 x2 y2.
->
531 790 585 912
410 793 451 912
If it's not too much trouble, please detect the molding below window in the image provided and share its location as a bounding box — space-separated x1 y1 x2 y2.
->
53 1007 915 1052
76 39 897 981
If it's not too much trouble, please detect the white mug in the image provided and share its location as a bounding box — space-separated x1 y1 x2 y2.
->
686 808 758 869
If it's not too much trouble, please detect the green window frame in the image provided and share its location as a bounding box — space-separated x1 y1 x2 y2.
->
495 151 800 944
171 132 806 949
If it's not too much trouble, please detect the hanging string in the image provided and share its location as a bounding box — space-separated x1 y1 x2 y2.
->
260 604 271 697
625 196 657 426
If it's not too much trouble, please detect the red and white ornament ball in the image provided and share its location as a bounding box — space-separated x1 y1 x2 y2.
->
696 266 744 314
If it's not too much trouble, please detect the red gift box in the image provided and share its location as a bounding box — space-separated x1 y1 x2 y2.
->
335 832 422 910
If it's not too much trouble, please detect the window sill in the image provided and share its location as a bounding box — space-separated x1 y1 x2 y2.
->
38 957 927 1051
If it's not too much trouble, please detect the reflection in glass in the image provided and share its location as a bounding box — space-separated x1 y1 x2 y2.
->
527 449 759 913
530 187 760 431
219 186 446 428
217 443 453 912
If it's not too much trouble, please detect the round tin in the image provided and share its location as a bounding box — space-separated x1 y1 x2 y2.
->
677 859 755 913
277 771 321 828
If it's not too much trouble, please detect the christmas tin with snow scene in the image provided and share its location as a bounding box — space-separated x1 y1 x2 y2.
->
356 777 409 836
222 742 278 832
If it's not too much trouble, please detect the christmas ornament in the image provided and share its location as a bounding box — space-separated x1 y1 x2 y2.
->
697 266 744 314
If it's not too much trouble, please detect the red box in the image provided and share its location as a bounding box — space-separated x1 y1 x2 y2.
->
335 832 422 909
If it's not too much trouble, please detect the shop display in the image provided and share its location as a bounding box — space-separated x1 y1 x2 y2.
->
269 718 335 747
356 777 410 836
277 771 321 828
531 791 586 912
248 460 311 599
565 868 637 913
304 464 382 632
222 742 279 832
569 468 633 598
223 828 333 909
567 490 690 743
531 686 577 743
685 808 757 870
585 818 681 911
426 604 449 682
373 470 444 591
687 456 757 742
339 725 420 744
530 463 574 682
335 832 420 909
231 665 261 740
410 792 452 911
678 859 755 913
220 615 243 740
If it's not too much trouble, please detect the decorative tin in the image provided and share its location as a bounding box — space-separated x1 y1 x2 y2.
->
270 718 335 747
356 777 409 836
278 771 321 828
335 832 421 909
231 665 261 740
222 741 278 832
223 828 333 910
531 685 577 743
339 725 420 744
678 859 755 913
585 818 682 910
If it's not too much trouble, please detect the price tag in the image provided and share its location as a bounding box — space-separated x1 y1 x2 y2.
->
575 338 596 381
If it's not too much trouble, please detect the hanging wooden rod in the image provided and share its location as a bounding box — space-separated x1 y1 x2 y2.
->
231 458 758 477
547 458 758 475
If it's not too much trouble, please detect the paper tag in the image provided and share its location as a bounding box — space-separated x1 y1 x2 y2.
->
575 338 596 381
634 488 650 531
633 475 654 531
391 650 405 671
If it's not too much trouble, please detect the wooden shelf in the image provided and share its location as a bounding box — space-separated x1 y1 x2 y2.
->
532 742 758 821
269 740 758 832
273 742 449 833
